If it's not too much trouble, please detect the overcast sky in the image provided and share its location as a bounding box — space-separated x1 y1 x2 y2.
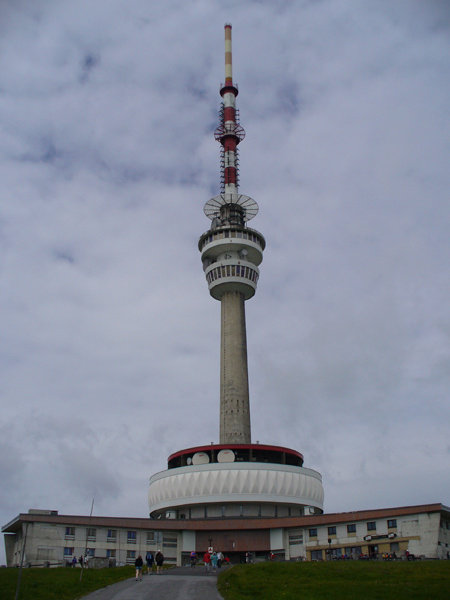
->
1 0 450 563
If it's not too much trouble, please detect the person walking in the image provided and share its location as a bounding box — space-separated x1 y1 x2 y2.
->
145 551 154 574
190 550 197 567
155 549 164 574
71 555 77 567
216 550 223 568
135 554 143 580
203 550 211 572
78 555 84 568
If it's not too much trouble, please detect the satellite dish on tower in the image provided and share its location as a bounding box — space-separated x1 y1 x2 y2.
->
192 452 210 465
217 449 235 463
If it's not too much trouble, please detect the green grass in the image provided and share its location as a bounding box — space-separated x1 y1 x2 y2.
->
0 565 137 600
217 561 450 600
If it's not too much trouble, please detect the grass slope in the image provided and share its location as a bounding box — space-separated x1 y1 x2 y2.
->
217 561 450 600
0 565 136 600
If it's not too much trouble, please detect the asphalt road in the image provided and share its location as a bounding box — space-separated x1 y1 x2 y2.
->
79 566 227 600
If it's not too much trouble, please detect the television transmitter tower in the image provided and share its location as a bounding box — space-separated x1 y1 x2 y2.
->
199 23 265 444
148 24 323 525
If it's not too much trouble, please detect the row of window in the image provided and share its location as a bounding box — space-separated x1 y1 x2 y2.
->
64 548 133 560
309 520 397 538
310 542 400 560
206 264 259 284
200 229 263 250
65 527 156 544
64 547 95 557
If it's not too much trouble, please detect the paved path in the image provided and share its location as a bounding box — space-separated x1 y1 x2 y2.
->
79 567 226 600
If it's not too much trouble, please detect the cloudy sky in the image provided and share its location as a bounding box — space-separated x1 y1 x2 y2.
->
1 0 450 562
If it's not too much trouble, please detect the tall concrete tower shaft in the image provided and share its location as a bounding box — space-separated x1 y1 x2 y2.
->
199 24 265 444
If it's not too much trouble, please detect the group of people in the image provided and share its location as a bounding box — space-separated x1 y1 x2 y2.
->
201 550 225 572
70 555 89 568
135 550 164 580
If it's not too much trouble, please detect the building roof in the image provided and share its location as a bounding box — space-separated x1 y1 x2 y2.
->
3 503 449 534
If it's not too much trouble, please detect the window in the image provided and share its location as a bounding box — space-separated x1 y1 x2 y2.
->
147 531 155 544
347 524 356 533
86 548 95 557
309 528 318 537
163 534 177 548
87 528 96 540
127 531 137 543
289 532 303 545
65 527 75 538
328 526 336 535
107 530 117 541
311 550 323 560
106 549 116 558
331 548 342 558
387 519 397 528
64 547 74 556
367 522 376 531
126 550 136 562
390 542 400 552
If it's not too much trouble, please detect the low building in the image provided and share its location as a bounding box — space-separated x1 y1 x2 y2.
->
3 503 450 567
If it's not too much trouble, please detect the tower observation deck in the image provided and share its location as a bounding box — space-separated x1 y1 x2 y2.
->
148 24 323 522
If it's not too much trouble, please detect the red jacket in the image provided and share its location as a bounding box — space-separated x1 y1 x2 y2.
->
203 552 211 563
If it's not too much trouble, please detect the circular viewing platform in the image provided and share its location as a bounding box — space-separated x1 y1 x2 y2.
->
167 443 304 469
148 444 324 520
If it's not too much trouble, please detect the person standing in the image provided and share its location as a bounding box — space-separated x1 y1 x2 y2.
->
210 551 218 572
203 550 211 572
155 549 164 574
145 551 154 574
71 555 77 567
216 550 223 568
135 555 143 580
78 555 84 568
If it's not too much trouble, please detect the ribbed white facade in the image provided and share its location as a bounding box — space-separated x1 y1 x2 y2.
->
148 463 324 515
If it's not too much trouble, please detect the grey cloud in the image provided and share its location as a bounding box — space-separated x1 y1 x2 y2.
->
1 0 450 563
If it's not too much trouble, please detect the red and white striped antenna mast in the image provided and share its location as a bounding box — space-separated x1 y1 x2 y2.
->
204 24 258 223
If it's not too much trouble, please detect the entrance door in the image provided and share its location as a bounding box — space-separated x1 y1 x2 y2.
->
368 544 378 558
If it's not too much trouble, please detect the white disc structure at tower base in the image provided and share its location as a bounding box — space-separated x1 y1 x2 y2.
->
148 462 324 517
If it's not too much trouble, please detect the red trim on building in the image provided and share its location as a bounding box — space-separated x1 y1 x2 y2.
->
167 443 304 463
